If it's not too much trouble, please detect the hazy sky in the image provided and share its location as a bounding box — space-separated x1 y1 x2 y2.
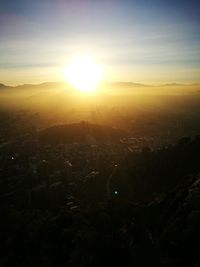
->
0 0 199 85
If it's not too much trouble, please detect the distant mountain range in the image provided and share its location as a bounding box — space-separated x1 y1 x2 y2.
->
0 82 67 90
0 81 199 90
0 83 11 90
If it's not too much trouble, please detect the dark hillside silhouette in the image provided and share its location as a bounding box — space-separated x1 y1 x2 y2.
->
1 136 200 266
39 122 126 144
110 136 200 202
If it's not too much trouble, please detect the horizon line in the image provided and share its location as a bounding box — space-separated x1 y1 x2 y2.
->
1 81 200 88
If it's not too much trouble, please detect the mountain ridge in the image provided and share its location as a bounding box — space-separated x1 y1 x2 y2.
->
0 81 199 89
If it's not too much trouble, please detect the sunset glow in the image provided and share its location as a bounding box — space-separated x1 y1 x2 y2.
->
64 56 103 93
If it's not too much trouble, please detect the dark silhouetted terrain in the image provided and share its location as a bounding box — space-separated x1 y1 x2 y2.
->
0 83 200 266
39 122 126 144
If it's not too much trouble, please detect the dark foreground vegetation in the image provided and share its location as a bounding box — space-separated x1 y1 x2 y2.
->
1 131 200 266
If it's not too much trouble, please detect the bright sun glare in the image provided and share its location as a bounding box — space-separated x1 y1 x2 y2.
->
64 55 103 93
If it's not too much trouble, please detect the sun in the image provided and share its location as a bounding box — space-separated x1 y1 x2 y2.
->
64 55 103 93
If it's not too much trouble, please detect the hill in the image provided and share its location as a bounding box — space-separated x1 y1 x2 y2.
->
39 122 126 144
0 83 12 90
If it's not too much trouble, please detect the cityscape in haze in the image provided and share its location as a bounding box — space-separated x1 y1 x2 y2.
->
0 0 200 267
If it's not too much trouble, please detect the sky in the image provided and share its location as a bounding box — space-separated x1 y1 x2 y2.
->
0 0 200 85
